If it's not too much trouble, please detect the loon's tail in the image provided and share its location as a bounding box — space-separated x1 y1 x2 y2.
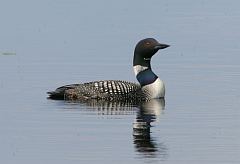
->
47 90 65 100
47 84 79 100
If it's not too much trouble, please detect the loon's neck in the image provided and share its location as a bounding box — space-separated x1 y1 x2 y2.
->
133 53 158 87
133 53 165 99
133 52 150 76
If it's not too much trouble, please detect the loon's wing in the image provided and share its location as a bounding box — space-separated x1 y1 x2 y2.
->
48 80 141 100
64 80 141 100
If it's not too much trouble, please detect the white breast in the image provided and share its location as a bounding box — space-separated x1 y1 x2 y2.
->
141 78 165 99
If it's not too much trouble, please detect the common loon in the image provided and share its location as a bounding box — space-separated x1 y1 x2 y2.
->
47 38 169 101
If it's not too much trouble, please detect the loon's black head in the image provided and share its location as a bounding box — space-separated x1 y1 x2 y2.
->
133 38 169 66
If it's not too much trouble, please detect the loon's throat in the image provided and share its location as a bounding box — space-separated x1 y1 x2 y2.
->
133 52 152 74
133 52 152 66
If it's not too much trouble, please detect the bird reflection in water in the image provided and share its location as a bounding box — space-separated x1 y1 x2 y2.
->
133 99 167 159
53 98 167 160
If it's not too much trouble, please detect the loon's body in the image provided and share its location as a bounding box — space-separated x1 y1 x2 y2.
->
47 38 169 101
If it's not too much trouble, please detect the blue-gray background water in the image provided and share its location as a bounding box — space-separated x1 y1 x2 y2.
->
0 0 239 163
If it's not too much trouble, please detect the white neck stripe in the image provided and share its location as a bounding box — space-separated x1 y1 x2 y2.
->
133 65 148 76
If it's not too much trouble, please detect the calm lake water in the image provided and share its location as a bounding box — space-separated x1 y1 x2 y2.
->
0 0 240 163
